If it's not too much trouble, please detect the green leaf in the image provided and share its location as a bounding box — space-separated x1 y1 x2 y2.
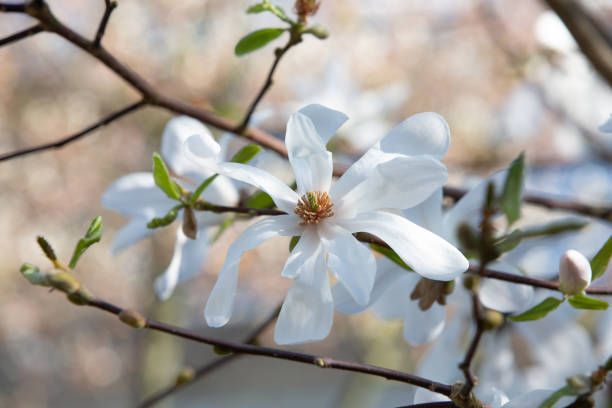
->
568 293 609 310
245 190 275 209
501 152 525 225
147 204 184 229
247 3 268 13
235 28 285 56
591 235 612 280
370 243 413 272
509 297 564 322
69 216 103 269
189 174 218 205
494 218 589 253
289 236 300 252
153 153 181 200
538 386 576 408
230 144 262 164
246 1 293 24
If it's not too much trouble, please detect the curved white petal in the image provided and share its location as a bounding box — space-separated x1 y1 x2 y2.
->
154 228 211 300
443 170 508 246
111 218 156 254
102 172 173 218
335 156 447 217
402 188 444 234
379 112 450 159
205 216 301 327
282 227 320 279
319 222 376 305
479 261 534 313
339 211 468 281
401 302 445 345
298 104 348 145
286 112 333 194
274 245 333 344
161 116 217 181
183 132 222 166
330 148 395 200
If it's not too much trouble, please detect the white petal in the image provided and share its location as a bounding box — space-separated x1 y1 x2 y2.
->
161 116 216 180
443 170 508 246
330 148 394 200
339 211 469 281
401 302 445 345
274 245 333 344
402 188 444 234
335 156 447 217
479 261 534 313
298 104 348 145
333 257 408 314
319 222 376 305
286 112 333 194
154 228 211 300
102 172 173 218
111 218 156 254
282 227 319 279
199 174 240 207
205 216 300 327
379 112 450 159
183 133 222 166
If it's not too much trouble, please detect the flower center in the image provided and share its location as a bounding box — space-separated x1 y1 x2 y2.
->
294 191 334 226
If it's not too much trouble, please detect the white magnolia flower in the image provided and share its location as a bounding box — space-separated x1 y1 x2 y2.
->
184 104 469 344
334 171 533 345
102 116 239 300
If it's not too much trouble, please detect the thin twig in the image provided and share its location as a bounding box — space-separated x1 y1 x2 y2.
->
193 202 286 217
93 0 117 47
0 2 26 12
0 100 147 161
0 24 43 47
236 32 301 133
458 293 484 395
84 298 453 396
138 304 282 408
395 403 459 408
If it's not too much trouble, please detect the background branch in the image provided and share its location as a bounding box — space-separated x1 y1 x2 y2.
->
93 0 117 47
0 24 43 47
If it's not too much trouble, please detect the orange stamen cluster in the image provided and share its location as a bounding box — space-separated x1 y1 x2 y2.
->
294 191 334 226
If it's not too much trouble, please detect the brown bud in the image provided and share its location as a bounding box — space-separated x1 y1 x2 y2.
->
37 236 57 261
118 310 146 329
182 207 198 239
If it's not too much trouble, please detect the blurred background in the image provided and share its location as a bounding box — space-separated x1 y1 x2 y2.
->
1 0 612 407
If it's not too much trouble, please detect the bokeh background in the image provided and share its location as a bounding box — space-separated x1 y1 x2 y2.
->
1 0 612 407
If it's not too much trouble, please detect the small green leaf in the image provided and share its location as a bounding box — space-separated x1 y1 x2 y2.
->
245 191 275 209
189 174 218 205
147 205 184 229
247 3 267 13
568 293 609 310
289 236 300 252
501 152 525 225
538 385 576 408
235 28 285 56
591 235 612 280
153 153 181 200
509 297 564 322
230 144 262 164
494 219 588 253
69 216 103 269
370 243 413 272
246 1 293 24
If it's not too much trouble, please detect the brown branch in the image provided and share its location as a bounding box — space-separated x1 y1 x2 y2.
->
543 0 612 88
0 100 146 161
83 298 453 396
138 304 282 408
93 0 116 47
395 403 459 408
0 24 43 47
458 292 484 395
1 0 609 222
236 32 301 133
193 202 286 217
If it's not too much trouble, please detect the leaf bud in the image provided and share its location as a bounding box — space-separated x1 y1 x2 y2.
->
20 263 50 287
456 223 478 253
182 207 198 239
559 249 592 296
118 310 147 329
37 236 57 261
306 25 328 39
175 367 195 385
463 275 480 292
482 310 504 331
67 287 95 305
213 345 233 355
566 374 590 394
46 269 80 295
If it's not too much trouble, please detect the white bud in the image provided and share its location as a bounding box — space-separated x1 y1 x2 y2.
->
559 249 592 295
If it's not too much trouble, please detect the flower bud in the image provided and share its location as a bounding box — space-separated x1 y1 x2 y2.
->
175 367 195 385
482 310 504 331
46 269 80 295
182 207 198 239
118 310 147 329
559 249 592 296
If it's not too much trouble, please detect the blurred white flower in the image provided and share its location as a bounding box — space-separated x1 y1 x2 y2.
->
185 103 468 344
559 249 592 295
334 170 533 345
102 116 239 300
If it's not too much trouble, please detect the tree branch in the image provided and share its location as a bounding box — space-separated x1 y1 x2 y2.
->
0 2 26 12
0 100 147 162
138 304 282 408
395 403 459 408
81 298 453 396
0 24 43 47
93 0 116 47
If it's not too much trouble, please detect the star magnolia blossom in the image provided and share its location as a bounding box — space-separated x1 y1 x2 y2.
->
102 116 239 300
334 171 533 345
184 104 469 344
